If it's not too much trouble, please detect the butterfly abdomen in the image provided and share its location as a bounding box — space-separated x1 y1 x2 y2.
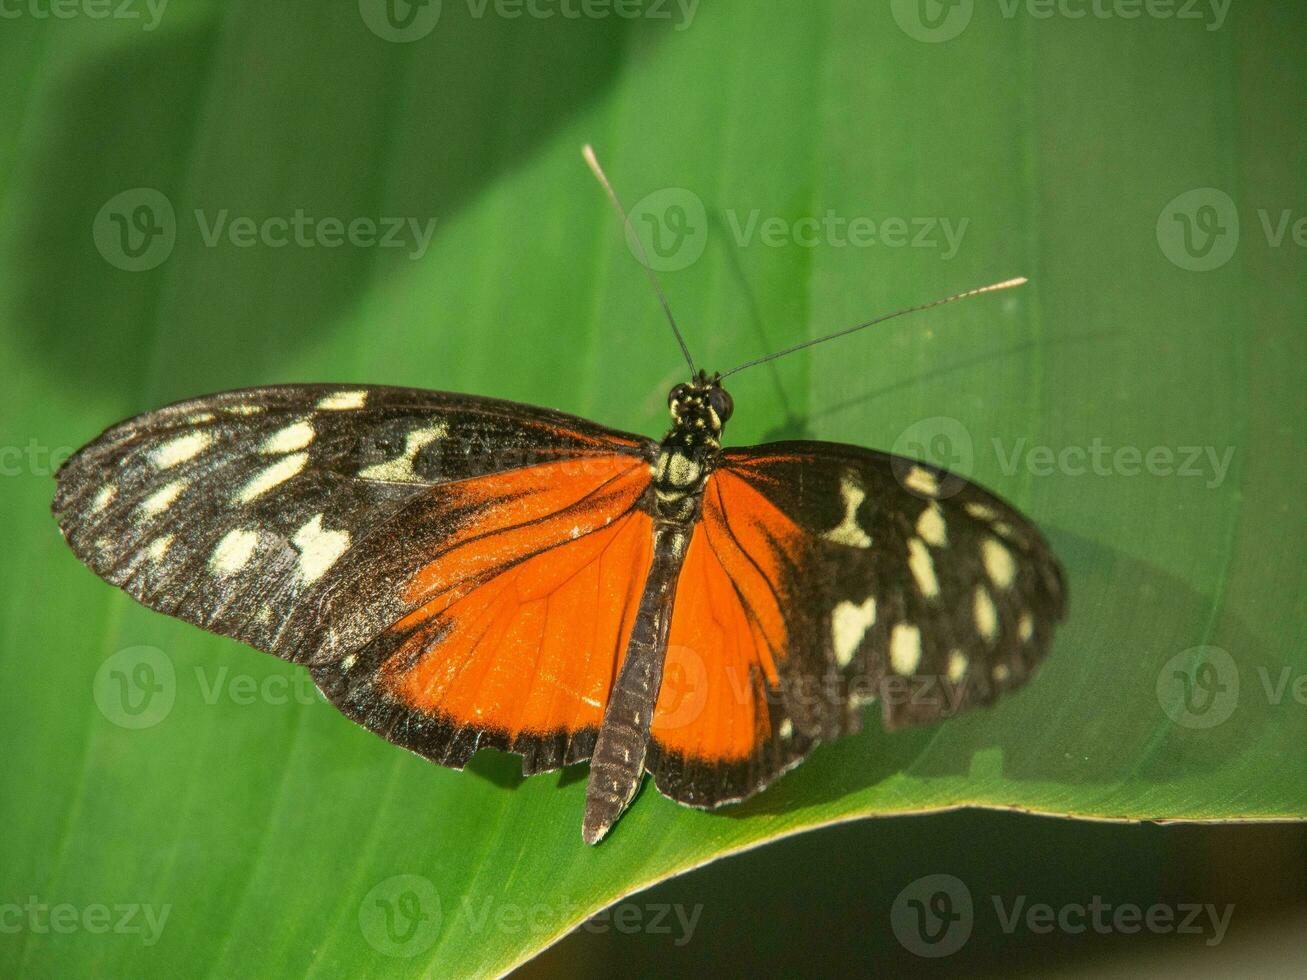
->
583 522 692 844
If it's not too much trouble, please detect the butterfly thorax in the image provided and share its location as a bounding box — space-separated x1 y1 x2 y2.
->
650 372 733 524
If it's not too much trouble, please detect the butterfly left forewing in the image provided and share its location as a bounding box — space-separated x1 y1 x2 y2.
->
52 383 654 666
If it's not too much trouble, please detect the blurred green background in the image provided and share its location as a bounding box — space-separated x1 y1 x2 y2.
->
1 0 1304 976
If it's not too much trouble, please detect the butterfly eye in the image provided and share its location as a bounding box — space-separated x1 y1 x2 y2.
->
707 387 734 424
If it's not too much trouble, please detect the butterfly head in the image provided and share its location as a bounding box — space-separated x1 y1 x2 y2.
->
668 370 733 442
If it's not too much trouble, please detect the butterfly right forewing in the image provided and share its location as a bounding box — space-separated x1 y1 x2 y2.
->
720 441 1067 733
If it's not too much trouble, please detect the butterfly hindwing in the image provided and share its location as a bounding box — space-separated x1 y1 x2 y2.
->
644 441 1066 808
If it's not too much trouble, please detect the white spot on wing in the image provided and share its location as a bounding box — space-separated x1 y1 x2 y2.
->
292 514 350 583
904 466 940 497
907 538 939 599
779 718 794 739
832 597 877 667
236 453 307 504
340 653 357 671
824 472 872 548
359 425 447 482
140 479 186 517
147 534 174 562
210 528 259 576
982 537 1016 590
1018 612 1034 642
151 431 212 469
890 623 922 675
965 501 998 522
91 484 116 515
317 389 368 410
993 663 1011 683
973 585 999 643
947 649 967 682
916 502 947 547
261 419 314 454
228 404 262 416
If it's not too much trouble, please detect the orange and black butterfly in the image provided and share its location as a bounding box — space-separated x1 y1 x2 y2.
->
52 149 1065 843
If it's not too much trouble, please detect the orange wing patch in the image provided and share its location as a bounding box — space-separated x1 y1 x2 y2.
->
381 455 653 739
651 469 806 763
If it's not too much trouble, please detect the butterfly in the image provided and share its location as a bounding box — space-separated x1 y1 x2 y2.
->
51 149 1066 844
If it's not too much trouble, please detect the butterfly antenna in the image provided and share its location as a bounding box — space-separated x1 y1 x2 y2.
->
720 277 1029 378
582 144 697 376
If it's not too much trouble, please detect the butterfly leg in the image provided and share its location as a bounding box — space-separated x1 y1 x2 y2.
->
582 523 691 844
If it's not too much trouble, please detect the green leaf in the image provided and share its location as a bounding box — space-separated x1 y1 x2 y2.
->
2 2 1302 976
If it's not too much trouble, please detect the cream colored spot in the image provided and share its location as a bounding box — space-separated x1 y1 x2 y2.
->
292 514 350 583
261 419 314 454
831 597 877 667
779 718 794 739
228 404 262 416
1018 612 1034 642
973 585 999 643
317 389 368 410
91 484 116 515
965 501 998 522
210 528 259 576
904 466 940 497
916 502 947 547
907 538 939 599
570 525 581 539
890 623 922 675
147 534 174 562
236 453 307 504
947 649 968 682
140 480 186 517
824 472 872 548
188 411 215 424
359 425 447 482
993 521 1015 539
151 431 212 469
981 537 1017 590
993 663 1011 683
340 653 357 671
